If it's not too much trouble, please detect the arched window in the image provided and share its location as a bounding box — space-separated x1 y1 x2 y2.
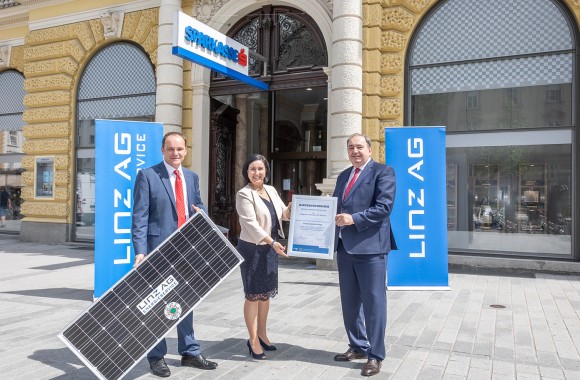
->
211 6 327 87
0 70 25 133
74 42 155 241
408 0 575 258
0 70 25 215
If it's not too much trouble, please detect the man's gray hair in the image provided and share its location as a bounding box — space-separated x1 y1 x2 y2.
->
347 133 372 148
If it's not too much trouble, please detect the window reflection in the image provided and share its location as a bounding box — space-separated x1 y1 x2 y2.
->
412 84 572 132
447 144 571 256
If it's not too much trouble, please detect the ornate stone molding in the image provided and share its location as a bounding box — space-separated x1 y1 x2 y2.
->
0 45 10 67
196 0 225 23
100 10 124 39
196 0 333 23
325 0 332 16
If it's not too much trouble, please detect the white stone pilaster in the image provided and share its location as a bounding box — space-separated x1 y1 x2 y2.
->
235 94 249 194
316 0 362 270
328 0 363 178
155 0 183 134
190 81 211 205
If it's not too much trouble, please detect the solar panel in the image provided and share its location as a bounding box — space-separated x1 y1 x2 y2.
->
59 211 243 380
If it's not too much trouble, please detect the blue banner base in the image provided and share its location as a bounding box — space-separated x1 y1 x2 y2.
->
387 286 451 291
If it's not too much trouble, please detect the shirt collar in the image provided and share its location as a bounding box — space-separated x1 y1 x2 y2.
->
353 158 371 173
163 160 182 176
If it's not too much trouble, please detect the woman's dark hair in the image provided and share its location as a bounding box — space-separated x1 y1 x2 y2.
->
242 154 270 184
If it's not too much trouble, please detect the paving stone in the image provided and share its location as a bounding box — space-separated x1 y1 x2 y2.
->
1 237 580 379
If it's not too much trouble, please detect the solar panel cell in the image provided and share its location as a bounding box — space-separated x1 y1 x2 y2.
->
59 212 243 380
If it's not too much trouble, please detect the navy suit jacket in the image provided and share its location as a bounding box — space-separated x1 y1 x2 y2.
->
132 161 205 255
333 159 397 254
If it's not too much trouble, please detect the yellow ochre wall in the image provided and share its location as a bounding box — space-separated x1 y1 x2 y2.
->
16 7 159 225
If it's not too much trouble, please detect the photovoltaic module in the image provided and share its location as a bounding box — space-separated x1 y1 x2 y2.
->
59 211 243 380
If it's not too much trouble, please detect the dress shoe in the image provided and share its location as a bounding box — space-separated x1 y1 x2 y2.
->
334 347 367 361
181 354 218 370
247 340 266 360
258 337 277 351
149 358 171 377
361 358 382 377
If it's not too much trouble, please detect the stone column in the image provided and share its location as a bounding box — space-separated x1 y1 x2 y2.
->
235 94 249 194
329 0 362 175
315 1 363 270
155 0 183 134
316 1 362 197
259 103 269 157
189 81 211 203
316 67 336 196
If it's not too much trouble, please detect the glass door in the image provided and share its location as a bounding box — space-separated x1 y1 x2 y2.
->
270 87 327 203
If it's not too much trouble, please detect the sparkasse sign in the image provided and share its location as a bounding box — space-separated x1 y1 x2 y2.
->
172 11 268 90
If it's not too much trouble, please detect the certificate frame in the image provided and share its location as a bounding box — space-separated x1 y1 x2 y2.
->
287 195 337 260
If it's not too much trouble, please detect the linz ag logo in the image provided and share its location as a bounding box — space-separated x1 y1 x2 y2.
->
137 275 178 315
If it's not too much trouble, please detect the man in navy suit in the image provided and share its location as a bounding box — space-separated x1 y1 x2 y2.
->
132 132 217 377
332 133 396 377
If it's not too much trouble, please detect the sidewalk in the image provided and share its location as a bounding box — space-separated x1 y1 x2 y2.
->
0 217 20 234
0 235 579 379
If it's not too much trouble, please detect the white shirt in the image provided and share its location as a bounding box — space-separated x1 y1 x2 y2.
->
339 158 371 238
163 160 189 218
342 158 371 199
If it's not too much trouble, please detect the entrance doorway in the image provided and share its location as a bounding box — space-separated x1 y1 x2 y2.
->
208 6 329 240
208 98 239 241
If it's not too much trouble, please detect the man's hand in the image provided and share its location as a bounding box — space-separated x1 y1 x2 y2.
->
335 213 354 227
133 254 145 268
192 205 201 213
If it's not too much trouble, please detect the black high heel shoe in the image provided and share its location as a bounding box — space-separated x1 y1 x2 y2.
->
259 337 277 351
247 340 266 360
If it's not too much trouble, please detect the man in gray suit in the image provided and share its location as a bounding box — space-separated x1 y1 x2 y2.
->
132 132 217 377
332 133 397 377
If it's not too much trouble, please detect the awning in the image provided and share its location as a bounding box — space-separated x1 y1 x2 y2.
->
0 153 24 163
0 173 22 187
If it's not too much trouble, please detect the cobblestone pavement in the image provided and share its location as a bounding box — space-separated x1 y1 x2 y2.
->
1 236 579 379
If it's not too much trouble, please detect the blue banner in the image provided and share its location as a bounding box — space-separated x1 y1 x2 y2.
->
94 120 163 298
385 127 449 289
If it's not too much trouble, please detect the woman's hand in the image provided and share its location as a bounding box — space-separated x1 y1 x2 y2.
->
271 241 288 258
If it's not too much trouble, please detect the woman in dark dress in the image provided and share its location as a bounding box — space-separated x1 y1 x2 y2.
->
236 154 291 359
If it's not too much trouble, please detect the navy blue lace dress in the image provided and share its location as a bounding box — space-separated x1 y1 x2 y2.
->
237 196 280 301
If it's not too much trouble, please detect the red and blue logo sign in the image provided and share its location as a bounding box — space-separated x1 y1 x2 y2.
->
173 11 267 90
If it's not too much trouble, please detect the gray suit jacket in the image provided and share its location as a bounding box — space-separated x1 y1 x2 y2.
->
132 161 205 255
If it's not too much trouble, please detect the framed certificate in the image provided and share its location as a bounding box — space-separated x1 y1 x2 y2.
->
287 195 337 260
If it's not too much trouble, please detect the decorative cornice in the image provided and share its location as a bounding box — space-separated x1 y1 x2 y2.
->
0 36 23 45
196 0 333 23
0 0 72 30
0 13 27 29
29 0 160 30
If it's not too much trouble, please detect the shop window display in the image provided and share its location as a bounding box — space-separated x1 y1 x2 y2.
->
446 144 571 257
408 0 575 258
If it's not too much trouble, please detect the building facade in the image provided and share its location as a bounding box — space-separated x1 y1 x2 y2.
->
0 0 578 262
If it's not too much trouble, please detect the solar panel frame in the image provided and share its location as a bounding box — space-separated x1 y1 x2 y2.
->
59 211 243 380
